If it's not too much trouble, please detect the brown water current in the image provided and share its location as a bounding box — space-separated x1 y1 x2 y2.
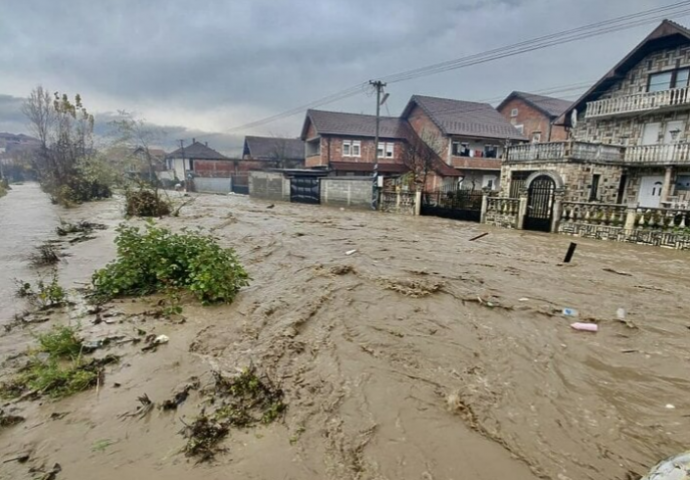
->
0 186 688 480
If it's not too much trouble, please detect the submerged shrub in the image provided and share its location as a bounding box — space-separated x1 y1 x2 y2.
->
92 222 249 304
125 189 171 217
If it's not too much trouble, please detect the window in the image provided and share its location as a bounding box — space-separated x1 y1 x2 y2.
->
377 142 395 158
511 108 519 117
342 140 361 157
648 67 690 92
306 139 321 157
515 124 524 134
531 132 542 143
589 174 601 201
452 141 471 157
484 145 498 158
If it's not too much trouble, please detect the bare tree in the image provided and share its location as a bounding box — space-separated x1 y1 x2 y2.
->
109 111 166 184
400 128 444 191
22 86 109 203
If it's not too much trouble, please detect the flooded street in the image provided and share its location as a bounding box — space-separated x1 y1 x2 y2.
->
1 187 689 480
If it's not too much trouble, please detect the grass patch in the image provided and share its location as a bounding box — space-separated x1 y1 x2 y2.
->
15 274 67 309
180 367 285 462
92 222 249 305
0 326 118 400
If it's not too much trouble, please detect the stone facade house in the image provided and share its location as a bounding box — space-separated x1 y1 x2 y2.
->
501 20 690 216
242 136 305 170
299 108 461 189
497 91 571 143
401 95 527 191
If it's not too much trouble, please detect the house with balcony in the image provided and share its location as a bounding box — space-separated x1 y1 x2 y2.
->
501 19 690 220
401 95 527 191
299 108 460 188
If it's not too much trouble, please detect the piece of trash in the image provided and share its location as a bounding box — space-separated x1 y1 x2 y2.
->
562 308 579 317
266 204 275 209
519 298 530 302
82 340 104 353
571 322 598 332
113 383 122 388
665 404 676 410
469 232 490 242
641 451 690 480
345 249 357 256
2 452 30 464
617 308 626 320
621 349 639 354
563 242 578 263
603 268 633 277
154 334 169 344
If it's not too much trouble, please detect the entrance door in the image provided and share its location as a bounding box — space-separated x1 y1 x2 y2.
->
290 176 321 204
637 175 664 208
524 175 556 232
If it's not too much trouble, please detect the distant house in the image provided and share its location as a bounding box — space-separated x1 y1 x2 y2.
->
165 139 228 181
242 136 304 169
497 91 572 143
401 95 527 191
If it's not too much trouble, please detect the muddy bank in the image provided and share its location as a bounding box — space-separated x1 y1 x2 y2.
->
1 191 689 480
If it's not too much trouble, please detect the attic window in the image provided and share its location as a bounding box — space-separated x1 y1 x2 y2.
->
511 108 519 117
648 68 690 92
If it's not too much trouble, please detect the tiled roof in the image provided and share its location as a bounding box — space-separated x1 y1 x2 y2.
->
302 110 410 140
329 162 410 174
498 91 572 118
168 141 227 160
244 136 304 161
403 95 527 141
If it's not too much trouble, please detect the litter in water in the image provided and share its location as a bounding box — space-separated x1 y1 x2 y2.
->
571 323 598 333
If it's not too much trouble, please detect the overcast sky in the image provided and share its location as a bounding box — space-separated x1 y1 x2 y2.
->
1 0 688 154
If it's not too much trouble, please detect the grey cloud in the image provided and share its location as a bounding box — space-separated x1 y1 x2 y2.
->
0 0 686 139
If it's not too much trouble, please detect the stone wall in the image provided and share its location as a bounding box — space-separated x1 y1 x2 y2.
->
320 177 373 208
500 161 624 203
483 197 521 229
249 171 290 202
574 45 690 145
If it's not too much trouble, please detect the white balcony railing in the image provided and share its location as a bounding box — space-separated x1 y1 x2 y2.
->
585 86 690 119
505 141 624 163
624 143 690 164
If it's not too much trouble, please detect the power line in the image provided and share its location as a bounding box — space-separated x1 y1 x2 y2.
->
203 1 690 136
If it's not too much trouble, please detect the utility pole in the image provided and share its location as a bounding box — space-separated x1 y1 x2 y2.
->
177 139 186 186
370 80 387 211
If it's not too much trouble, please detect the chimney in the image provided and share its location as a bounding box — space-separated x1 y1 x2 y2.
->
192 138 196 144
205 142 208 147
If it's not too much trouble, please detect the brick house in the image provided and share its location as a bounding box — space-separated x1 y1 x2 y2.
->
401 95 527 191
501 19 690 211
300 109 460 188
165 139 229 181
497 91 571 143
242 136 305 169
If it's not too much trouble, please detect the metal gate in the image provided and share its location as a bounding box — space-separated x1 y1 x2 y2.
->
524 175 555 232
421 188 482 222
230 174 249 195
290 176 320 204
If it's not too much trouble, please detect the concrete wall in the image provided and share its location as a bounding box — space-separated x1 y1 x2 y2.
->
249 171 290 202
194 177 232 194
320 177 372 208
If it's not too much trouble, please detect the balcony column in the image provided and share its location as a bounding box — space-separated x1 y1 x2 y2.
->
661 166 674 204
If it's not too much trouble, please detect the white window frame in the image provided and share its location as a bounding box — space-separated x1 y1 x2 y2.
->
351 140 361 157
515 124 524 134
343 140 351 156
511 108 519 117
377 142 395 159
532 132 542 143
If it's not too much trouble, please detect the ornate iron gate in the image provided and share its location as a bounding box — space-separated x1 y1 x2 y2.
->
421 188 483 222
524 175 555 232
290 176 320 204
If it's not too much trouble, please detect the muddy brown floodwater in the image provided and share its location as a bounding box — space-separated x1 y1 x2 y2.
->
0 186 689 480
